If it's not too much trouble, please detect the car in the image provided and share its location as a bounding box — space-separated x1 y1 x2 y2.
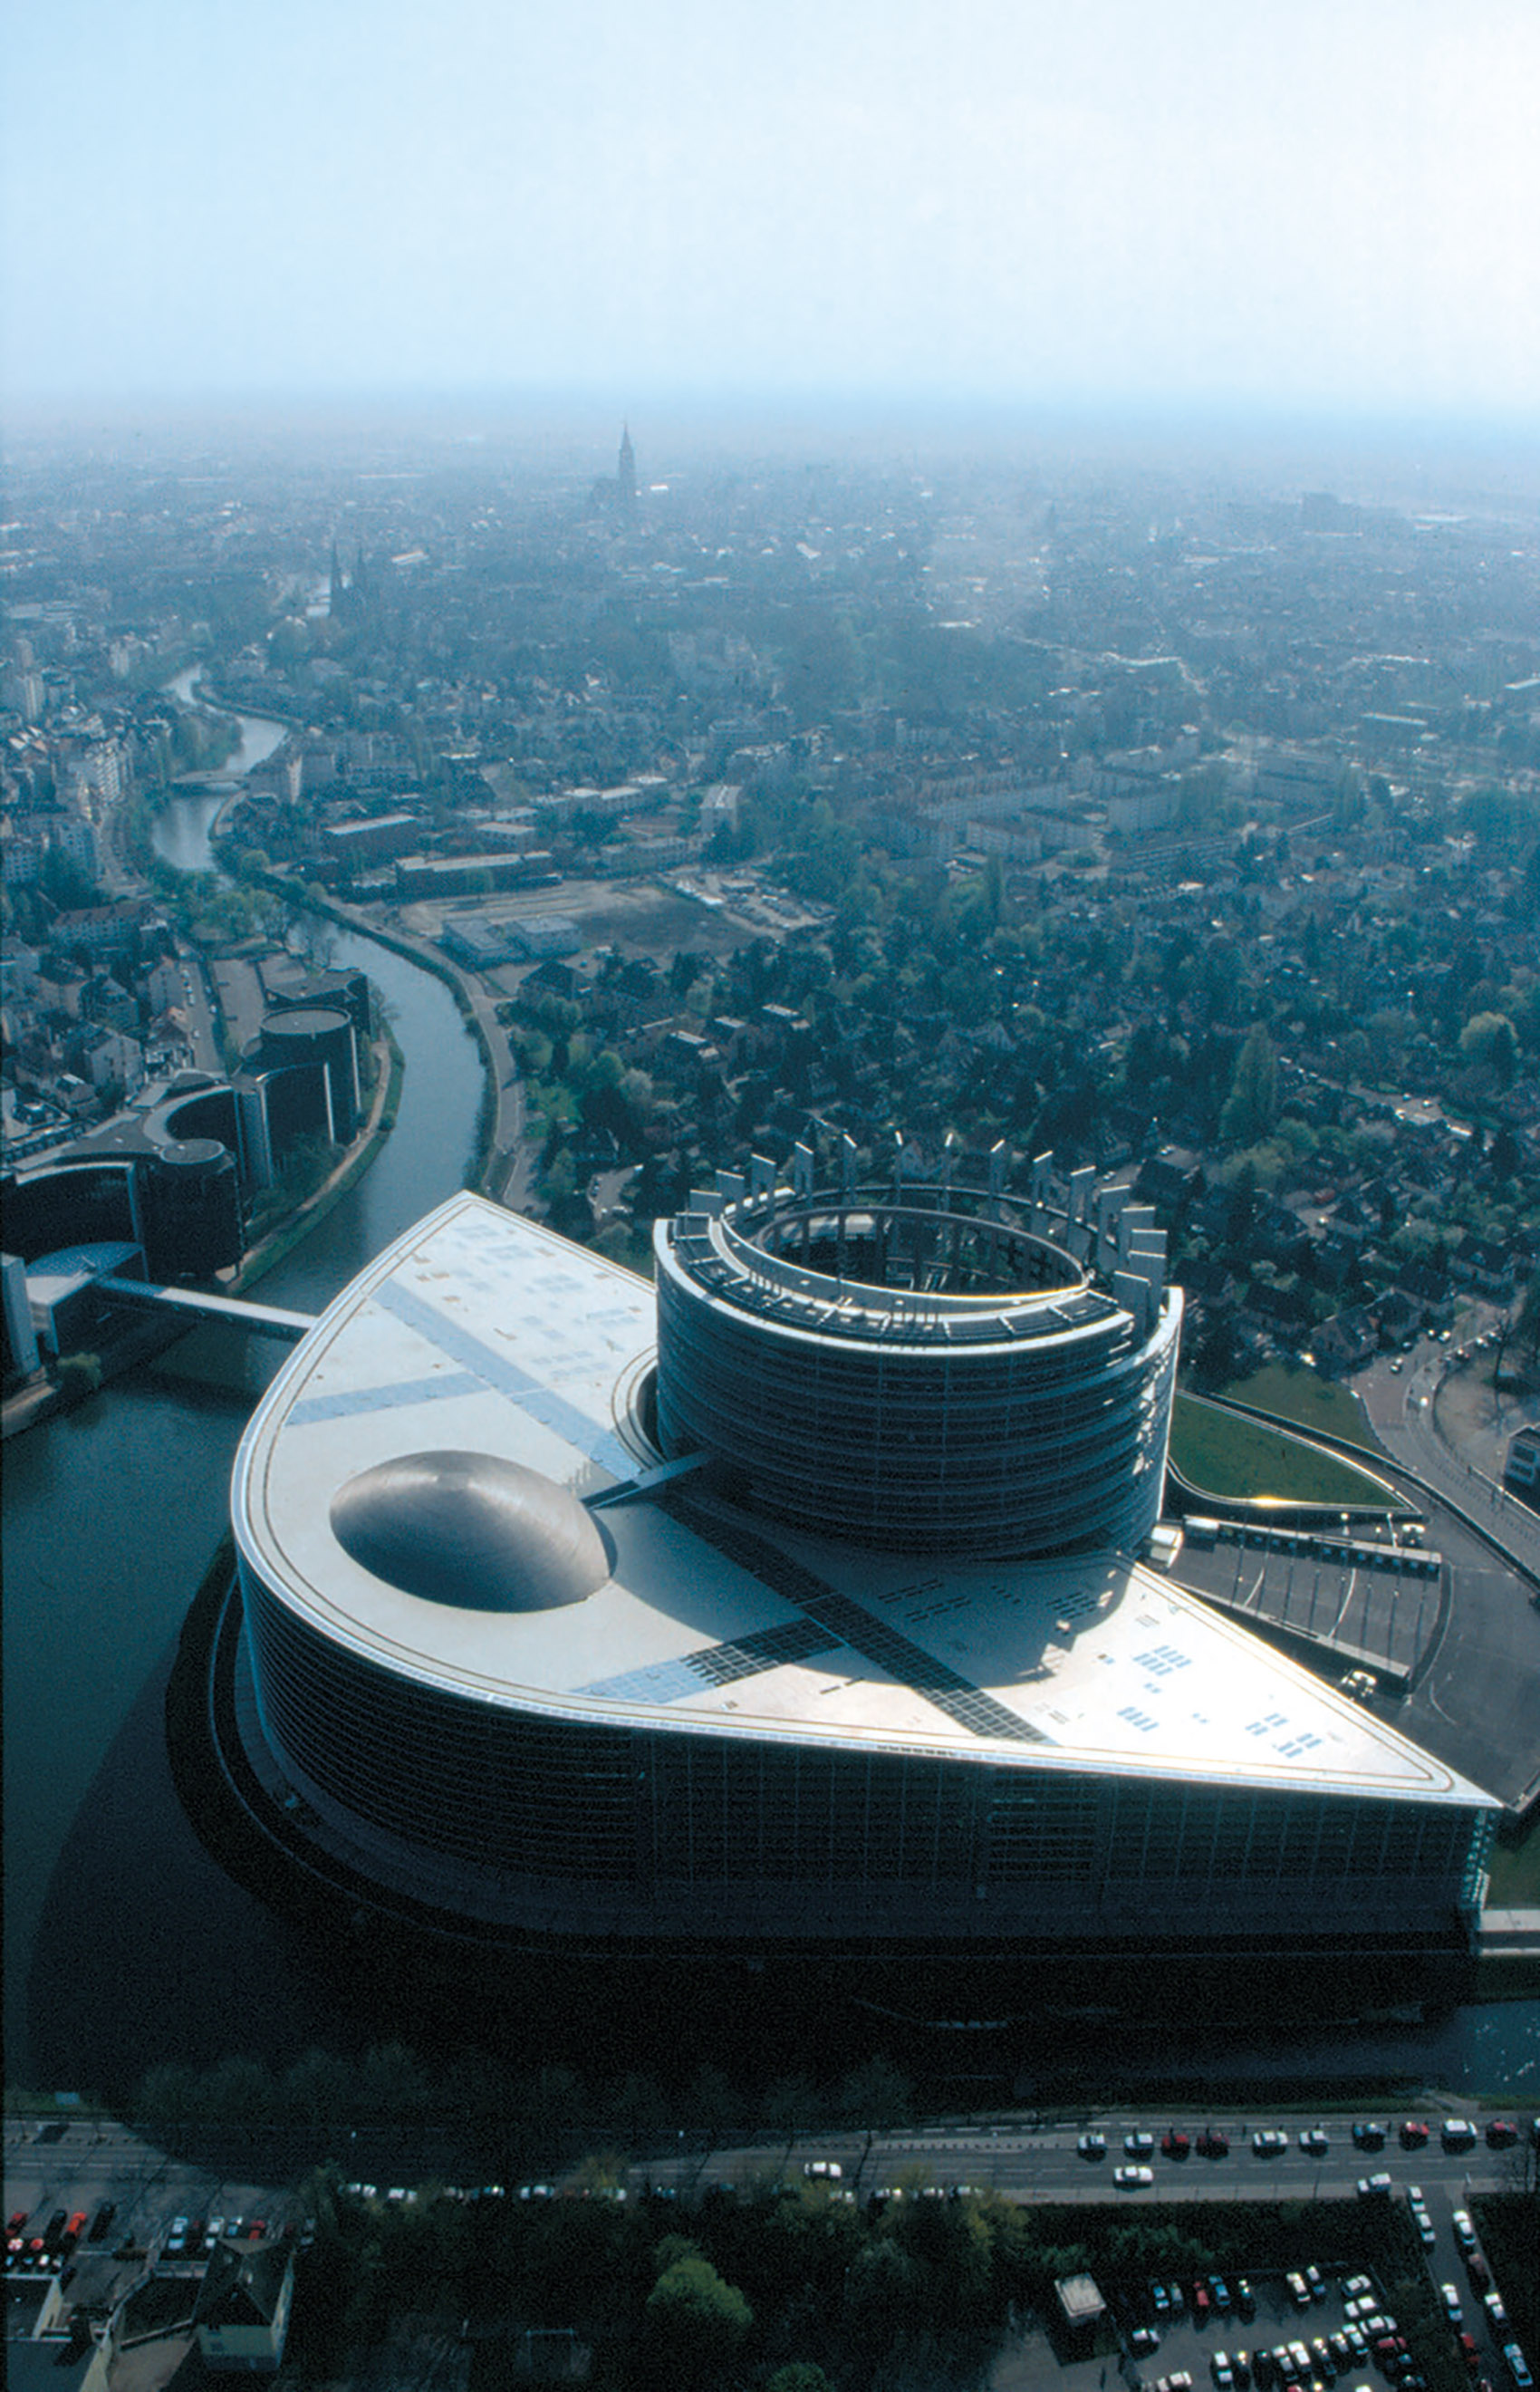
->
1127 2131 1156 2156
1305 2268 1325 2302
1210 2279 1233 2312
1352 2122 1387 2150
1253 2129 1287 2156
1134 2329 1162 2355
1344 2280 1374 2301
88 2204 116 2244
1300 2128 1330 2156
1357 2173 1393 2198
1458 2338 1480 2374
6 2214 28 2237
1468 2255 1491 2291
1213 2356 1235 2388
1163 2129 1191 2159
1078 2132 1107 2159
1288 2276 1312 2310
1487 2298 1510 2332
1443 2288 1465 2327
1237 2281 1256 2320
803 2160 842 2179
1196 2286 1212 2319
1413 2212 1435 2248
1168 2285 1188 2317
1197 2129 1229 2158
1501 2348 1532 2392
62 2212 88 2248
1400 2119 1429 2147
1116 2165 1154 2187
165 2216 188 2253
1486 2119 1517 2148
1443 2120 1478 2151
1452 2212 1478 2252
1329 2336 1352 2368
1343 2327 1368 2360
1152 2283 1172 2315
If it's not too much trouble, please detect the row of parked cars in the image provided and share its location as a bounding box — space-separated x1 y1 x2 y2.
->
5 2203 115 2272
164 2214 269 2259
1080 2117 1529 2170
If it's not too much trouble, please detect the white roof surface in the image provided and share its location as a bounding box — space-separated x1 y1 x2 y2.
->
232 1193 1490 1808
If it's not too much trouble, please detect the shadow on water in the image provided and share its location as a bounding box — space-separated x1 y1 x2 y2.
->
25 1637 351 2098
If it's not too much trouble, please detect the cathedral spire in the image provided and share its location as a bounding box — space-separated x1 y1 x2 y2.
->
618 423 637 522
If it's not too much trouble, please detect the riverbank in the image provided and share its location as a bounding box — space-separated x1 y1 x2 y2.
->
244 872 512 1200
0 1025 402 1442
228 1023 402 1297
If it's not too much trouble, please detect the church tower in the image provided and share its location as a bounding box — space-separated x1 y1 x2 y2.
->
617 423 637 524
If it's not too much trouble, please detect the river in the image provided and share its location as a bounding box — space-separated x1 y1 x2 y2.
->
4 698 1535 2107
3 695 484 2089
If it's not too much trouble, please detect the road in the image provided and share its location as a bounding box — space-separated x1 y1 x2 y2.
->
1360 1343 1540 1587
639 2112 1536 2210
13 2107 1530 2251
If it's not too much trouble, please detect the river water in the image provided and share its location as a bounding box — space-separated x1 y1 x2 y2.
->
4 698 1536 2107
3 698 483 2089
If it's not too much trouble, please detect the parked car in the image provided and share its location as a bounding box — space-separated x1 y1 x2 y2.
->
1443 2120 1478 2151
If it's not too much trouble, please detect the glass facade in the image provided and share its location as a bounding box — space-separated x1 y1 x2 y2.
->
656 1194 1181 1558
240 1555 1484 1947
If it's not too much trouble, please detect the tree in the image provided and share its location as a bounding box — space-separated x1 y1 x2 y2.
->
1219 1025 1278 1149
56 1351 103 1407
642 2249 752 2387
1459 1011 1519 1088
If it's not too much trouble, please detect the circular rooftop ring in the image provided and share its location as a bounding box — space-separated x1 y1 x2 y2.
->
330 1450 611 1613
655 1184 1180 1559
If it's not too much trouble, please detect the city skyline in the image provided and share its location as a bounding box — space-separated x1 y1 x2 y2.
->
4 0 1538 425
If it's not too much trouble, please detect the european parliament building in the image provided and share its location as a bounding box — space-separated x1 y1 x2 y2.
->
227 1172 1496 1957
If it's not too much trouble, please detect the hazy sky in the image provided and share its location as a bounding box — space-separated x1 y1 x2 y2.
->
5 0 1537 421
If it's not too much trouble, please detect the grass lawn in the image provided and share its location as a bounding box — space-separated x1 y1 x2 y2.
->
1171 1393 1406 1508
1221 1360 1386 1453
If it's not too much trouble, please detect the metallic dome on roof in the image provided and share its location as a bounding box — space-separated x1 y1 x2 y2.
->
330 1449 610 1614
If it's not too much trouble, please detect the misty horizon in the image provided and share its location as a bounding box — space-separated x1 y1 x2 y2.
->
5 1 1537 434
